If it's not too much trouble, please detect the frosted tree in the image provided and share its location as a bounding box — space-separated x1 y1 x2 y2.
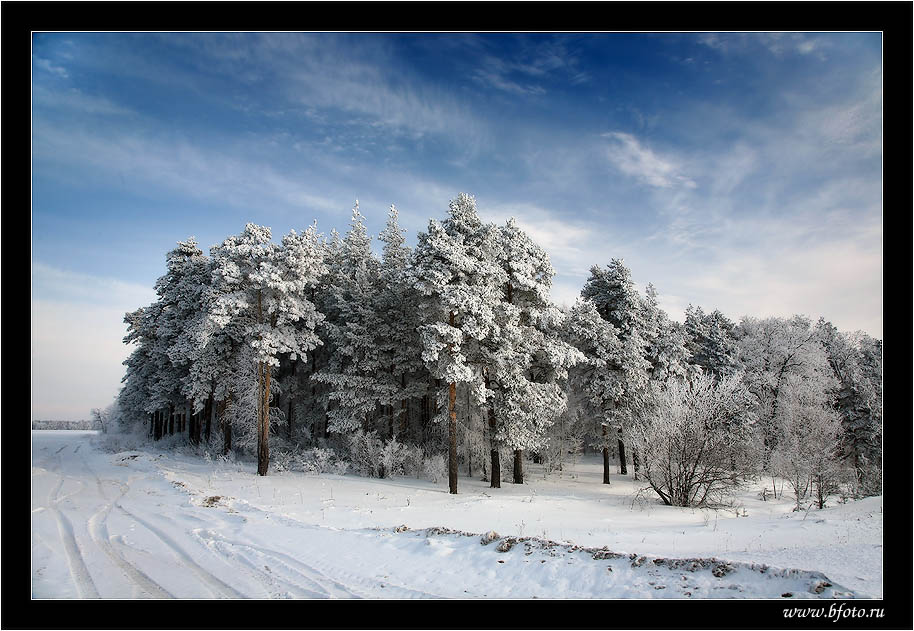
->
120 239 211 441
816 319 883 495
119 305 162 435
209 223 326 476
484 218 583 485
374 205 428 440
562 300 641 484
155 238 213 443
312 202 386 436
408 193 506 494
579 259 652 475
625 372 755 507
683 305 740 378
641 284 692 384
770 374 848 509
736 315 837 475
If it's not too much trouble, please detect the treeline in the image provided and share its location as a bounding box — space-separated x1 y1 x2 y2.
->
32 420 103 431
115 193 882 507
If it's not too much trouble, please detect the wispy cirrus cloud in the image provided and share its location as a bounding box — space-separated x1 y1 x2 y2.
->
697 32 831 61
33 120 344 217
603 132 697 190
471 36 591 96
32 84 134 117
34 56 69 78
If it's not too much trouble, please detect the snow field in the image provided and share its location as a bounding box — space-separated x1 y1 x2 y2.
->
31 431 882 599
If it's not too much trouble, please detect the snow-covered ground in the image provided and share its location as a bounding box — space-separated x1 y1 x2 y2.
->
31 430 882 599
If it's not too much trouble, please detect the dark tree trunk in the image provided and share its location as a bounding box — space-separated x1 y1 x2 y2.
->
188 401 198 444
602 424 611 484
447 313 458 495
466 388 473 478
169 406 175 436
288 361 296 440
287 397 294 441
400 372 409 436
513 449 523 484
485 371 500 489
617 430 628 475
257 361 272 476
205 394 214 444
632 448 640 480
153 411 161 440
219 399 232 456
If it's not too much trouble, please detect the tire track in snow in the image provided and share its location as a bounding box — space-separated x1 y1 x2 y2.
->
117 504 245 599
47 459 101 599
194 530 360 599
48 506 101 598
199 535 329 599
79 459 175 600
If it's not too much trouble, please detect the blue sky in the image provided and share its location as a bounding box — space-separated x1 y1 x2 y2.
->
31 32 883 420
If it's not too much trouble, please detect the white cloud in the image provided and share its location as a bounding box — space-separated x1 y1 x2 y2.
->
32 84 133 117
34 56 68 78
603 132 697 190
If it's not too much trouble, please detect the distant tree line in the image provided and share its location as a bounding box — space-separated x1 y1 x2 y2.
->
32 419 103 431
114 193 882 508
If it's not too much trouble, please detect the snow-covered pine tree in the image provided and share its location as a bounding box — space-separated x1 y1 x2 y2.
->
683 305 740 379
156 238 212 444
209 223 326 476
312 202 386 438
816 319 883 496
119 305 161 436
408 193 506 494
563 300 630 484
485 218 583 485
374 205 428 442
579 259 653 475
640 283 692 384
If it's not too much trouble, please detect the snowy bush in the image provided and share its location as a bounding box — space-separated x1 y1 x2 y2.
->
346 430 383 477
299 448 349 475
270 449 296 473
344 430 410 478
421 452 447 484
378 437 409 478
625 373 755 507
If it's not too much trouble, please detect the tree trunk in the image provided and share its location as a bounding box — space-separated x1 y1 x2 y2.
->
169 406 175 436
632 447 640 480
466 387 473 478
602 424 610 484
513 449 523 484
485 371 500 489
153 410 161 441
446 312 459 494
205 394 214 444
218 397 232 455
400 372 409 437
187 401 197 444
258 361 272 476
617 430 627 475
287 361 296 441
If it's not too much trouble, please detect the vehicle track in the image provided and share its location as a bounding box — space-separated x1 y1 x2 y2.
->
46 454 101 599
193 530 361 599
117 504 246 599
81 462 175 599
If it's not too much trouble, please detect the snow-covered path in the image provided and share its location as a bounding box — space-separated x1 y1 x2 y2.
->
31 431 881 599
